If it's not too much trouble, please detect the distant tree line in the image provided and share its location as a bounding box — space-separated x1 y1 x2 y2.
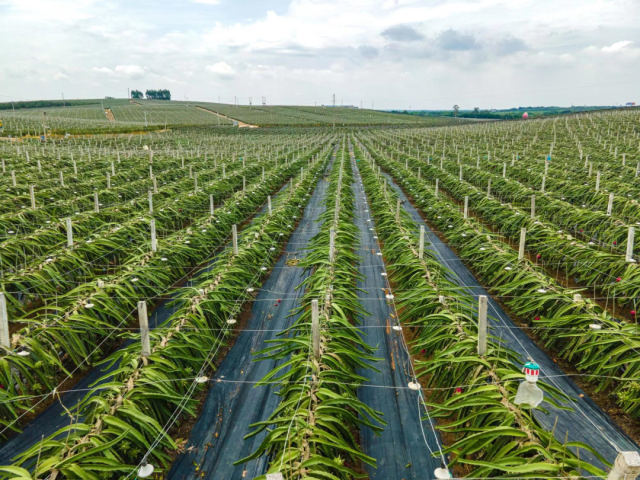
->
145 89 171 100
131 90 143 99
390 105 617 120
0 99 102 110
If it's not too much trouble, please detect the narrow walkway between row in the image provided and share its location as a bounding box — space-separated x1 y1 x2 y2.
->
351 150 443 478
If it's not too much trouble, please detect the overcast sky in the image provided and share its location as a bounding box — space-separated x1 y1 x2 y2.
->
0 0 638 110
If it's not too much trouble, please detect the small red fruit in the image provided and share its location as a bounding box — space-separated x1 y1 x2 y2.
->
614 241 617 245
421 349 426 353
534 316 540 321
631 310 636 316
455 387 463 394
536 254 541 259
616 277 622 282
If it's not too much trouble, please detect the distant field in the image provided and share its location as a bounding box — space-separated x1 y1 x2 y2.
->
0 98 463 135
188 102 459 126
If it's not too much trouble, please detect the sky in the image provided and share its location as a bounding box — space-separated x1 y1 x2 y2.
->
0 0 639 110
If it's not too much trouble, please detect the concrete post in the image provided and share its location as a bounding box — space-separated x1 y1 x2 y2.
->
232 224 238 255
519 228 526 260
66 218 73 248
478 295 488 356
138 301 151 357
607 452 640 480
150 219 157 252
312 299 320 361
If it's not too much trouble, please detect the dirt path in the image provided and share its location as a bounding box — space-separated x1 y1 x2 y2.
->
104 108 115 122
195 106 259 128
129 100 143 106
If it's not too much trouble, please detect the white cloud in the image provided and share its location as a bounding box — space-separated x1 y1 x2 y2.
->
92 67 116 76
2 0 640 108
92 65 146 80
601 40 633 52
114 65 146 79
206 62 237 79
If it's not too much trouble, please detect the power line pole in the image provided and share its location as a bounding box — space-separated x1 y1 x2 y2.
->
332 93 335 107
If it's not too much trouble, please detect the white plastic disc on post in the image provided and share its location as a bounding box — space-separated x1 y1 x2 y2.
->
464 195 469 219
627 227 636 263
519 227 526 260
232 224 238 255
94 192 99 213
419 225 425 260
478 295 488 356
29 185 35 209
150 218 157 252
312 299 320 361
66 217 73 248
607 451 640 480
0 292 9 349
138 301 150 357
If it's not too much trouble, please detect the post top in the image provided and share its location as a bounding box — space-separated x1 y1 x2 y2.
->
618 451 640 469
